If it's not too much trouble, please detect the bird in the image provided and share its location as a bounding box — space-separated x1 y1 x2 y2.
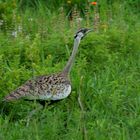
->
3 28 92 102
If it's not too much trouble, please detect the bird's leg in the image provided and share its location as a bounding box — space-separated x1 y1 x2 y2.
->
25 99 62 126
24 99 47 107
26 100 43 126
48 100 61 105
36 100 46 107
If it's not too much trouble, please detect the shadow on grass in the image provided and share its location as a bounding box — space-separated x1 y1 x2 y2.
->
0 99 63 122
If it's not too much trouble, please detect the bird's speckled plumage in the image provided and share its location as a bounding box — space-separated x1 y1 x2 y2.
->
4 72 71 101
3 28 92 102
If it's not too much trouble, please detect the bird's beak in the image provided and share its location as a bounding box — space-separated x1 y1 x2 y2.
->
86 29 93 34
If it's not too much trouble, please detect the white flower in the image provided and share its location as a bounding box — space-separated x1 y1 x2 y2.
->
12 31 17 38
76 18 83 23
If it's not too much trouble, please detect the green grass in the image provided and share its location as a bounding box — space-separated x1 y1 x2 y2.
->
0 1 140 140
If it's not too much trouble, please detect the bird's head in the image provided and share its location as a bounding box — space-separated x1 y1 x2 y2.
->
74 28 93 40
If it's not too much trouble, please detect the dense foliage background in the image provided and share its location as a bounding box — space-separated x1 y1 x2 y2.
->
0 0 140 140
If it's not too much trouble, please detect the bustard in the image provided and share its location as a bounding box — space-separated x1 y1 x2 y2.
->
3 28 92 102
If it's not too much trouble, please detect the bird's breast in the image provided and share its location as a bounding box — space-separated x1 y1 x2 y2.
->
51 84 71 100
34 84 71 100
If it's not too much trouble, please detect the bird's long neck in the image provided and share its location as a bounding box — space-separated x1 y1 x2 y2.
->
63 38 80 74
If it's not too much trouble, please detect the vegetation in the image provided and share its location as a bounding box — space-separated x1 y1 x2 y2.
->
0 0 140 139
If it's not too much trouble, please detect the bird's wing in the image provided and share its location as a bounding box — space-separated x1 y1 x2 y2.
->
3 73 70 102
3 75 52 102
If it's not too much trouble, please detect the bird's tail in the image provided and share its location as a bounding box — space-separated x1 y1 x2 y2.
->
3 89 26 102
3 94 17 102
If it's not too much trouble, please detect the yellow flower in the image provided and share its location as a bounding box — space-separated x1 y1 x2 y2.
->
48 54 52 59
67 1 71 4
101 24 108 32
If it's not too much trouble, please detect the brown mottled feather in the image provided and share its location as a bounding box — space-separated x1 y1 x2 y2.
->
3 72 71 102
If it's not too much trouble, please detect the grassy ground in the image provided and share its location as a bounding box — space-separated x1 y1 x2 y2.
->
0 2 140 140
